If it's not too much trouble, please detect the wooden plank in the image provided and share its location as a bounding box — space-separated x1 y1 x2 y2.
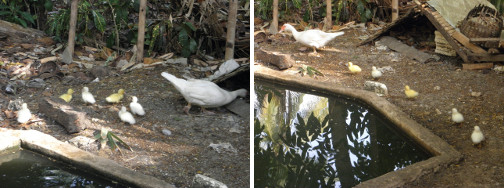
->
451 31 487 54
420 6 470 63
470 38 500 42
462 63 493 70
467 53 504 62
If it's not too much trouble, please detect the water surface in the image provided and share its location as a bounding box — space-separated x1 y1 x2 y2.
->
254 81 431 188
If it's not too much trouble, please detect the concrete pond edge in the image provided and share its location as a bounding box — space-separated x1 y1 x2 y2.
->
255 66 462 187
0 128 176 188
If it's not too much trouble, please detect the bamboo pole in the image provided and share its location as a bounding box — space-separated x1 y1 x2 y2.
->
136 0 147 63
269 0 279 34
392 0 398 21
224 0 238 60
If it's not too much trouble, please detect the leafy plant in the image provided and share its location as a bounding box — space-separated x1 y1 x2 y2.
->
177 22 197 58
0 1 35 28
94 127 132 153
298 64 324 77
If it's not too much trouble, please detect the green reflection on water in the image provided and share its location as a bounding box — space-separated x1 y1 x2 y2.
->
254 81 431 188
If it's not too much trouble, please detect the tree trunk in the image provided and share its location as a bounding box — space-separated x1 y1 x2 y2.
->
136 0 147 63
324 0 332 31
67 0 79 57
269 0 279 34
224 0 238 60
392 0 398 21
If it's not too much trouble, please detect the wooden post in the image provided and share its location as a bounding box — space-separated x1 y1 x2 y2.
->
67 0 79 56
136 0 147 63
224 0 238 60
392 0 398 21
269 0 278 34
324 0 332 31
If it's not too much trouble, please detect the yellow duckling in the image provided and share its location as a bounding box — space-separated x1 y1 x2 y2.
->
106 89 125 103
348 62 362 74
404 85 418 99
59 89 74 102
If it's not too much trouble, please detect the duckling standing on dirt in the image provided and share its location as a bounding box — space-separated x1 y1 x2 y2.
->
129 96 145 116
348 62 362 74
451 108 464 126
371 66 382 79
17 103 31 124
81 87 96 104
471 126 484 148
118 106 135 124
106 89 125 103
59 89 74 102
404 85 419 99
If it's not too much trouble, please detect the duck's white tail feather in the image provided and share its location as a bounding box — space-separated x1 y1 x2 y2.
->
161 72 187 92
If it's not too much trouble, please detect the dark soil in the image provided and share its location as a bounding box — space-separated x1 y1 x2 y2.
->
256 25 504 187
1 59 250 187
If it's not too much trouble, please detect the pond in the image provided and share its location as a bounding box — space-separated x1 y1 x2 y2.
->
0 149 126 188
254 80 431 188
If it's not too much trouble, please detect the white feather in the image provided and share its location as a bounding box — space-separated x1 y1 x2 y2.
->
371 66 382 79
451 108 464 123
281 24 344 49
82 87 96 104
130 96 145 116
161 72 247 109
118 106 135 124
471 126 484 144
17 103 31 123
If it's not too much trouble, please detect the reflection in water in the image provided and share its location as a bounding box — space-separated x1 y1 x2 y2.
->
0 149 124 187
254 81 430 188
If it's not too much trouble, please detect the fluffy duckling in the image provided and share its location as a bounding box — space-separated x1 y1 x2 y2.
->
129 96 145 116
451 108 464 125
371 66 382 79
118 106 135 124
81 87 96 104
59 89 74 102
404 85 419 99
17 103 31 124
471 126 484 147
106 89 125 103
348 62 362 74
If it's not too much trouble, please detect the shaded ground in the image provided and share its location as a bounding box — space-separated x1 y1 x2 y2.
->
256 25 504 187
1 62 250 187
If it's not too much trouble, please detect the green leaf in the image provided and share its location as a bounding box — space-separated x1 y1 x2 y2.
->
14 16 27 28
189 38 197 53
18 11 34 24
44 0 53 11
107 132 118 151
110 132 133 151
184 22 196 31
92 10 106 33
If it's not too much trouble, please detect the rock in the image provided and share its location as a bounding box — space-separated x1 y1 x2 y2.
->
192 174 228 188
38 97 91 133
208 142 237 154
225 99 249 118
7 99 24 111
27 78 46 88
434 86 441 91
364 81 388 96
68 136 97 150
90 66 111 78
165 58 188 66
229 123 242 134
471 92 482 97
162 129 172 136
255 48 293 70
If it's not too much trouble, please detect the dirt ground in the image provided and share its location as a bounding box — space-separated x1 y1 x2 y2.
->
0 57 250 186
256 25 504 187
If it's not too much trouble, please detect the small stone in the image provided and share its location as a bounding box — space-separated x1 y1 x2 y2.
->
68 136 96 150
435 109 442 115
471 92 482 97
27 78 46 88
229 123 242 134
434 86 441 91
209 142 237 153
192 174 228 188
162 129 172 136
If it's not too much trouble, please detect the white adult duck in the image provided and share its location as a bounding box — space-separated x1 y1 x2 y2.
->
279 23 344 53
161 72 247 115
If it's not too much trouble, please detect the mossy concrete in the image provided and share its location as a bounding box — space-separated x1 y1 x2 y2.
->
0 128 175 188
255 66 462 187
